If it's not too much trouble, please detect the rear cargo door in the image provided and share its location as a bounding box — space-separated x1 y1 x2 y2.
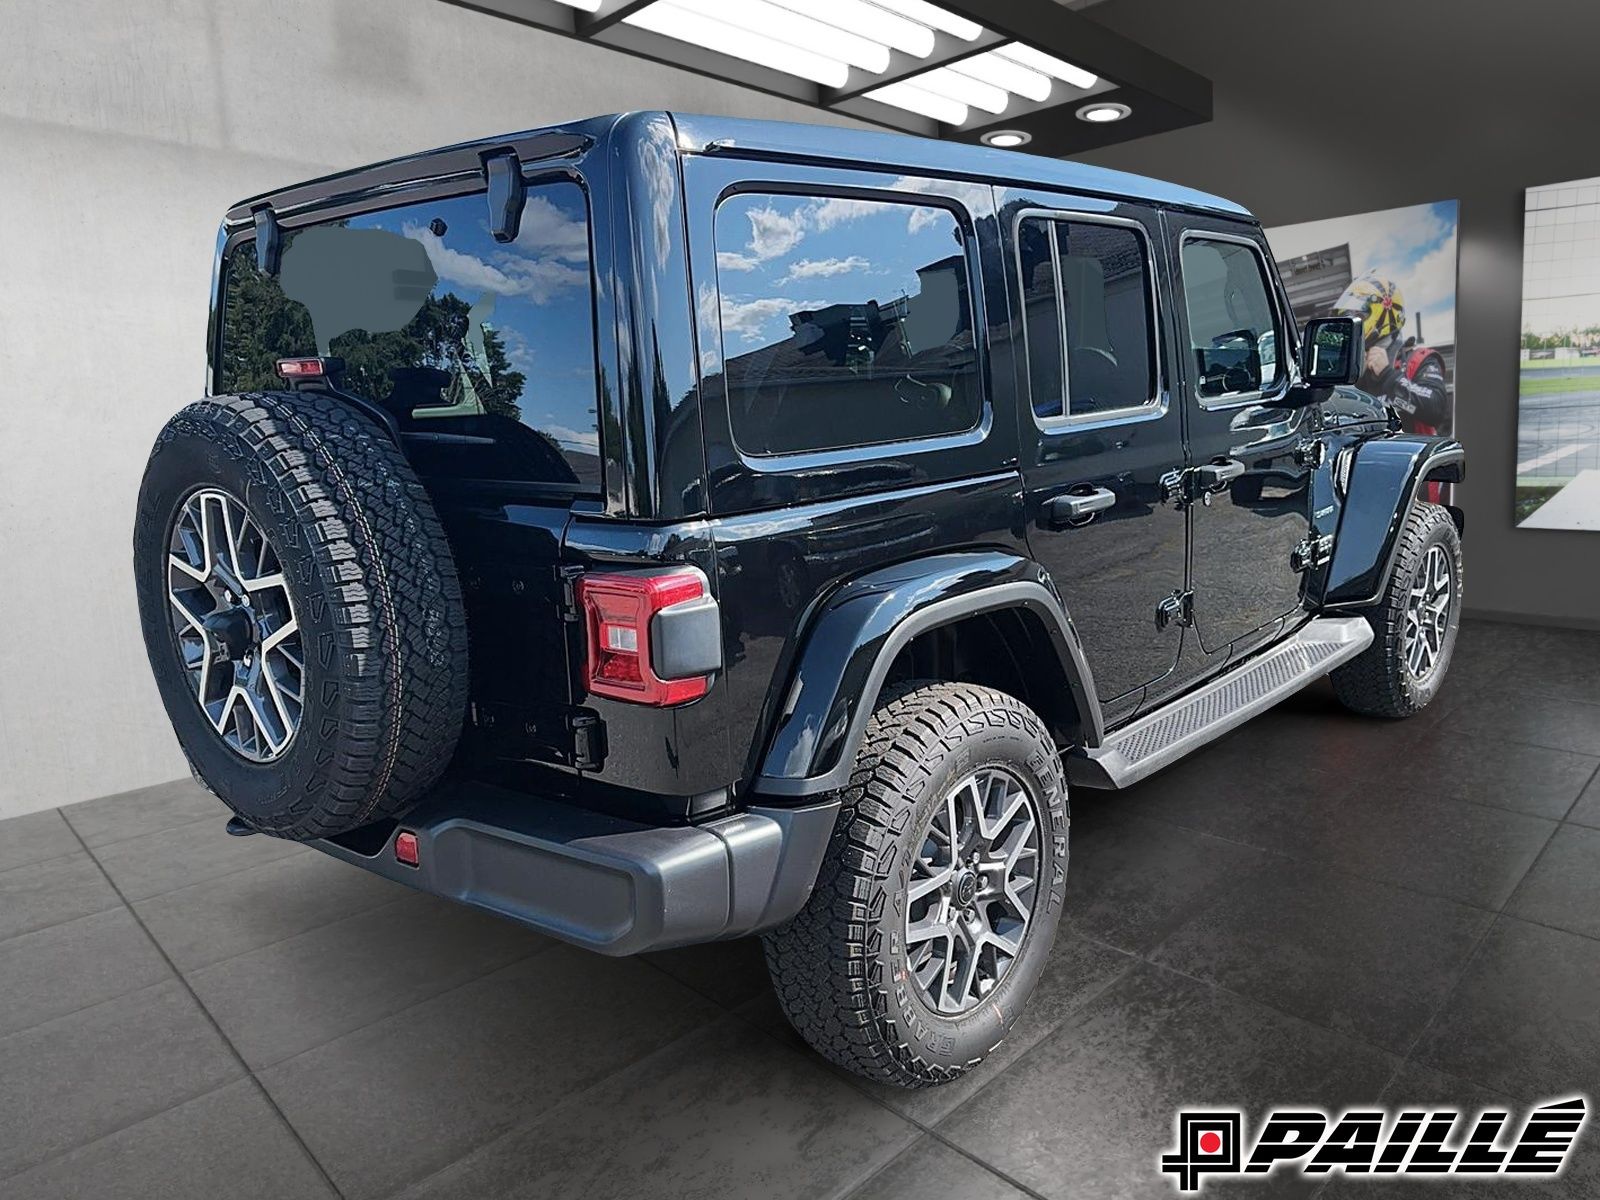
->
214 177 605 782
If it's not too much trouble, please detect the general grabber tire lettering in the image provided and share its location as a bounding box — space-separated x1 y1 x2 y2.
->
1331 500 1462 719
762 681 1069 1087
133 391 468 840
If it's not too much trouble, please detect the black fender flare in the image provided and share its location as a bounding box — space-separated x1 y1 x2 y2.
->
752 550 1103 798
1322 435 1465 610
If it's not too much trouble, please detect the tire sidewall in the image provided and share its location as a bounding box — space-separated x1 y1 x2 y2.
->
1394 511 1462 711
876 702 1068 1075
134 402 341 826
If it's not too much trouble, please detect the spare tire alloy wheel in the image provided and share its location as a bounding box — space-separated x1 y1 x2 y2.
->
135 391 469 841
167 488 303 762
906 767 1040 1015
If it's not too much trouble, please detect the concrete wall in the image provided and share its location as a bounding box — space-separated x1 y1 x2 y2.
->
0 0 856 819
1075 0 1600 631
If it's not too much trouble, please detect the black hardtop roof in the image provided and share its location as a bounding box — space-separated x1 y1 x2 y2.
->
226 110 1250 226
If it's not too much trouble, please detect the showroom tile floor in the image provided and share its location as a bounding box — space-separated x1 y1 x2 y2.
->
2 619 1599 1199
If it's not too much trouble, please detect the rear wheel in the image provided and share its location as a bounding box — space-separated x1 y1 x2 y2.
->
762 681 1068 1087
134 391 468 840
1331 500 1462 718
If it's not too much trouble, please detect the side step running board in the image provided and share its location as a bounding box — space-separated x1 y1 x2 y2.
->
1067 616 1374 789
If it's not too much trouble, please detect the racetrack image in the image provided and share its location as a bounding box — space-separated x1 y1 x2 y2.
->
1517 176 1600 530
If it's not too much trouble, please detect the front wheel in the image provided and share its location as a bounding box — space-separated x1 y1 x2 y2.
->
1331 500 1462 718
762 681 1069 1087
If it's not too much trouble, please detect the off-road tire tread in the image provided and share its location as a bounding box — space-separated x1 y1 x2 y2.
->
762 680 1055 1089
1330 500 1460 718
139 391 468 839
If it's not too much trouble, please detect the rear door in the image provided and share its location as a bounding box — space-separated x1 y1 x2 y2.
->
214 176 604 783
1000 189 1187 720
1165 215 1314 655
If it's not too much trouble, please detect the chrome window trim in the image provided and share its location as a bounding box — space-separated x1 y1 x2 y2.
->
1010 208 1167 432
1176 228 1292 411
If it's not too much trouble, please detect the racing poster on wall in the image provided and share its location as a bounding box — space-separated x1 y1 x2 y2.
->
1516 176 1600 530
1266 202 1460 494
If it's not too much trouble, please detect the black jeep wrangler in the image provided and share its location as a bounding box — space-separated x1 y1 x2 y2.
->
135 112 1465 1087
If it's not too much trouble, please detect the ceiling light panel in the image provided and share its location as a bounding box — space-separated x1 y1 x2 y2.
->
866 0 982 41
864 80 968 125
767 0 936 58
546 0 601 9
624 2 852 86
947 51 1052 103
994 42 1098 90
906 66 1009 114
670 0 891 73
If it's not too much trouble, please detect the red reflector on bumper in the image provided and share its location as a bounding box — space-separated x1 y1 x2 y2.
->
394 831 420 867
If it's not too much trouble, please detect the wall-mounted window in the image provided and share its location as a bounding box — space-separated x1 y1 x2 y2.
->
712 191 981 457
1017 216 1158 422
1179 235 1284 404
219 181 601 489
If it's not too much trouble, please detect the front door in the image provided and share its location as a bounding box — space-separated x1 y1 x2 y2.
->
1166 215 1314 654
1002 190 1187 719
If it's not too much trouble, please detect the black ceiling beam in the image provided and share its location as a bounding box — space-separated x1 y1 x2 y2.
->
576 0 657 36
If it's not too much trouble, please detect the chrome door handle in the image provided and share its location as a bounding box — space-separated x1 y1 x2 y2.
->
1044 487 1116 528
1195 459 1246 489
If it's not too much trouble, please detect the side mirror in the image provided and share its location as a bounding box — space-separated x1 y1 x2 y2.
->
1299 315 1363 387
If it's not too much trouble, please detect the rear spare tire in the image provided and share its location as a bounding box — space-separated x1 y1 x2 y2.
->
133 391 468 840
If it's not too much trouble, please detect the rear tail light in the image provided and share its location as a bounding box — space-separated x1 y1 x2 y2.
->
577 567 720 706
275 357 327 379
394 830 420 867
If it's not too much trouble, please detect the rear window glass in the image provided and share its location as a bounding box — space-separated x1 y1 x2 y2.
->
218 181 601 489
712 192 981 457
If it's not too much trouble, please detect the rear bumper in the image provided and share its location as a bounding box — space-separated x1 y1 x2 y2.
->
311 783 838 956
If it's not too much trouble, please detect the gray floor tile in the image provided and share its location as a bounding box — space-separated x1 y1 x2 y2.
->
1356 727 1600 820
1505 823 1600 941
1413 917 1600 1101
0 907 171 1038
1445 691 1600 757
60 777 223 848
0 810 80 873
643 934 774 1009
187 890 548 1068
0 980 242 1178
400 1014 919 1200
135 848 411 972
1117 757 1348 857
1153 860 1494 1053
1063 803 1273 954
1568 770 1600 829
1290 789 1557 910
846 1138 1031 1200
91 814 306 902
0 851 120 943
260 946 721 1200
0 1079 335 1200
936 962 1396 1200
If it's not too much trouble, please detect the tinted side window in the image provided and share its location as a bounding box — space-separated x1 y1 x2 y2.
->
1018 217 1156 420
219 181 601 490
712 192 980 457
1179 236 1283 401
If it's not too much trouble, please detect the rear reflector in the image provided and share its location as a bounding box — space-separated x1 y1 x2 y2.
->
577 568 714 706
394 830 420 867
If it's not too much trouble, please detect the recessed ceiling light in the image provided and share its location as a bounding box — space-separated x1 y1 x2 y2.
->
1077 101 1131 124
982 129 1032 149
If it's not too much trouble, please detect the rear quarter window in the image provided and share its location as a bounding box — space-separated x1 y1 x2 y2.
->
711 191 981 457
218 180 602 490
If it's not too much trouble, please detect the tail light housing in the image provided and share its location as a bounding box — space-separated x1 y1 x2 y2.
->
576 567 721 706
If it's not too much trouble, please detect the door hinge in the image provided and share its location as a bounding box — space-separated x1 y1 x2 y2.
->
1295 438 1328 468
557 564 584 622
567 708 607 771
1156 589 1194 631
1290 534 1335 574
